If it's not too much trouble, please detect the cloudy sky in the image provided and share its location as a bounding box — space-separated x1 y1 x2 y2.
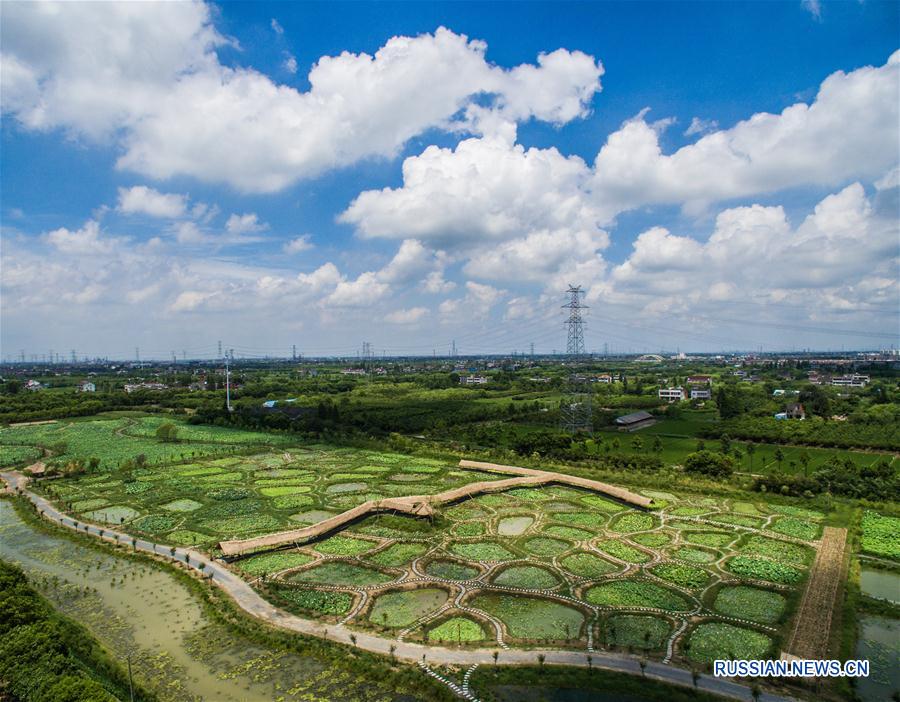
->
1 0 898 359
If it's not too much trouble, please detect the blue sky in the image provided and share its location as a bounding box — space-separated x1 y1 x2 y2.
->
1 1 898 359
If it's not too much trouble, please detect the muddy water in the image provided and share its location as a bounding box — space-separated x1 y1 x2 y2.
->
859 566 900 604
0 499 407 702
497 515 534 536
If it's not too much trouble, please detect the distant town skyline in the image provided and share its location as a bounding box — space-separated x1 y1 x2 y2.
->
2 1 898 356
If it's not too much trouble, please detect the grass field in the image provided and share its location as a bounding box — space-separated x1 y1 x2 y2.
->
603 413 898 476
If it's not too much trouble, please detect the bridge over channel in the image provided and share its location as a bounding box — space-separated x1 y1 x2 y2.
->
218 459 653 557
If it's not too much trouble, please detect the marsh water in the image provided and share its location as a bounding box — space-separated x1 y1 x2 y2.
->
855 615 900 702
0 499 414 702
859 566 900 604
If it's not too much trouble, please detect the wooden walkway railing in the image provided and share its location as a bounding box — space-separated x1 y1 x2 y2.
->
219 459 652 557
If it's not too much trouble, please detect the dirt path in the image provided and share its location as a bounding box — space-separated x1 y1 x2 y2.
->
784 526 847 659
7 419 58 427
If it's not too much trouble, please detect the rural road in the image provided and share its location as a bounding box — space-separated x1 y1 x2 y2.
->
2 471 797 702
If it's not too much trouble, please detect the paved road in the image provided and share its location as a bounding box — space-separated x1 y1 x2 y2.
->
2 471 797 702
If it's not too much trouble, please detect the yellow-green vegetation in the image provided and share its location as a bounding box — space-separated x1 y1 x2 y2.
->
560 552 619 578
671 546 716 563
288 562 392 586
450 541 516 561
686 623 772 662
741 535 814 565
604 614 671 649
427 616 487 643
726 555 805 584
651 563 711 589
368 542 428 567
368 588 448 627
471 593 585 640
595 539 651 563
314 535 376 557
493 565 560 589
632 532 672 548
681 530 734 548
609 512 657 533
860 511 900 560
522 536 571 556
271 586 353 616
769 517 820 541
425 559 479 580
713 586 786 624
237 550 314 576
585 580 690 611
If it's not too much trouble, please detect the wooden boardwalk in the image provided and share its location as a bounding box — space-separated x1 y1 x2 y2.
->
219 460 652 556
784 526 847 660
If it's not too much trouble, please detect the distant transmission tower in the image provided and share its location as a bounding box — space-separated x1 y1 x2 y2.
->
560 285 592 433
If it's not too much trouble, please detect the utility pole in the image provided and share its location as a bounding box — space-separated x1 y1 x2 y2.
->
561 285 592 433
225 354 232 412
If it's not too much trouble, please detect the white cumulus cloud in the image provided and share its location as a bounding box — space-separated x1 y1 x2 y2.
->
117 186 187 218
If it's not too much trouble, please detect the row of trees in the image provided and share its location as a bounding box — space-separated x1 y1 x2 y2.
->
752 457 899 501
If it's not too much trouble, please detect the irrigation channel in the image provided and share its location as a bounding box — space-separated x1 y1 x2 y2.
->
1 470 797 702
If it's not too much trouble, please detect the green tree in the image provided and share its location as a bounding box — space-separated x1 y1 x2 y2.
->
683 450 735 478
719 433 732 454
799 451 811 478
155 422 179 443
715 385 742 419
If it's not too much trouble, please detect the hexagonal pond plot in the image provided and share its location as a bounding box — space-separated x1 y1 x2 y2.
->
585 580 691 612
368 542 428 567
450 541 516 562
326 482 368 494
497 516 534 536
713 585 786 624
671 546 717 563
604 614 671 650
288 562 392 587
560 552 619 579
85 505 141 523
522 537 571 557
368 587 449 627
686 622 773 662
426 559 479 581
426 616 487 643
650 563 712 589
492 565 560 590
544 525 593 541
161 499 203 512
470 593 585 641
